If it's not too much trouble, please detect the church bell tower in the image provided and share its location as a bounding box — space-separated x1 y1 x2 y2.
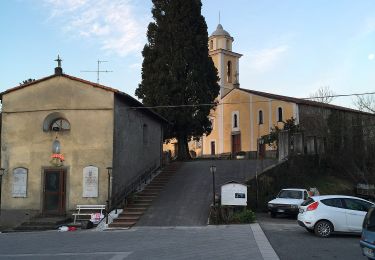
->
208 24 242 98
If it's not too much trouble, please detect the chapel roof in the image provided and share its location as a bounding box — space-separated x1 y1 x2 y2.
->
0 73 169 123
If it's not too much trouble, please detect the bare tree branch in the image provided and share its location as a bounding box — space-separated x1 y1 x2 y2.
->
309 86 335 104
354 94 375 113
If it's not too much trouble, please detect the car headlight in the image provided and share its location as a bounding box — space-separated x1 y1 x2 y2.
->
268 203 274 207
290 204 298 208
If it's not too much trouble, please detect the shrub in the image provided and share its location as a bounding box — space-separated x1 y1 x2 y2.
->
231 209 256 223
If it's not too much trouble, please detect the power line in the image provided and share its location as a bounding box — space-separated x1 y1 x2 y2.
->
130 91 375 109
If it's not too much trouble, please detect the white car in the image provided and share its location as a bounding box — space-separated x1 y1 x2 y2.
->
298 195 374 237
268 188 310 218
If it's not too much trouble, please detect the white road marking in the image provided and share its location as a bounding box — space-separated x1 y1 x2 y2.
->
0 251 132 258
251 223 280 260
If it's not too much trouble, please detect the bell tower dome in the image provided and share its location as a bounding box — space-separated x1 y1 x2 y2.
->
209 24 242 98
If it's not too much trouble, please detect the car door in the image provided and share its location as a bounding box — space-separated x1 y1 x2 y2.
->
343 198 373 232
320 198 347 232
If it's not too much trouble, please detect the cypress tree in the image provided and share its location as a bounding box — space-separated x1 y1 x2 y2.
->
136 0 220 160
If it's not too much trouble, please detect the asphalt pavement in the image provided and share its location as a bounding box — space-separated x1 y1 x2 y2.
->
0 225 272 260
257 213 365 260
137 159 276 226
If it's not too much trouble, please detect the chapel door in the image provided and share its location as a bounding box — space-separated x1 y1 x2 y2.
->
232 134 241 154
210 141 216 155
43 169 66 215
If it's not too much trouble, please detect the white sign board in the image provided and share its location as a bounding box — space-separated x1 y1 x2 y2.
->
12 168 28 198
221 182 247 206
83 166 99 197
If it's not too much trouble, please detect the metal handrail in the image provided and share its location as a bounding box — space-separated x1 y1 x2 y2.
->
105 162 159 223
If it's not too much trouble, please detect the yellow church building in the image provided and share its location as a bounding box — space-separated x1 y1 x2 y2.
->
200 24 297 157
165 24 372 159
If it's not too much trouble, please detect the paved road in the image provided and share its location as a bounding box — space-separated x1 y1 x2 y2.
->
138 159 276 226
257 213 365 260
0 225 264 260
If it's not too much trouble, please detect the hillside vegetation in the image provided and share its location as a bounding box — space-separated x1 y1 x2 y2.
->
246 156 368 211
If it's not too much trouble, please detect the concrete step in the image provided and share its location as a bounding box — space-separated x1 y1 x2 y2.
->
116 216 140 221
119 211 144 216
133 199 153 203
150 180 169 183
146 185 165 189
109 222 136 228
124 207 147 212
142 188 163 192
13 225 57 231
129 202 151 207
137 192 159 196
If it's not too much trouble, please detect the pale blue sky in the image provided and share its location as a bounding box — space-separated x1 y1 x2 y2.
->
1 0 374 108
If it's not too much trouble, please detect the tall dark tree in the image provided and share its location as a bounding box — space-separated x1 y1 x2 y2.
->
136 0 220 160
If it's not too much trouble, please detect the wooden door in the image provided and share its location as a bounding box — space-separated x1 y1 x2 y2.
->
210 141 216 155
232 134 241 154
43 169 66 215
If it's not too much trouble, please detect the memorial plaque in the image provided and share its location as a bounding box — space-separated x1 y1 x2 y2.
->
83 166 99 197
12 168 28 198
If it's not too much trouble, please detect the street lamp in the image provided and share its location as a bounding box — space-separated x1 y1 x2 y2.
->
0 168 6 216
210 165 216 207
106 167 113 205
106 167 112 224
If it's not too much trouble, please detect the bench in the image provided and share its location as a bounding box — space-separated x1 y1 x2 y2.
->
72 204 106 224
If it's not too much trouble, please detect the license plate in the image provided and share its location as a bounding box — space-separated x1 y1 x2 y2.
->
363 247 374 257
277 209 285 213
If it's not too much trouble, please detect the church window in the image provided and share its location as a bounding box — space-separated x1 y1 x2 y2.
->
227 61 232 83
277 107 283 122
232 111 239 131
210 40 213 50
258 110 263 125
226 39 230 50
50 118 70 131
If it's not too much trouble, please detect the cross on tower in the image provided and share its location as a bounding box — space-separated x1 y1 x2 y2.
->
55 55 62 68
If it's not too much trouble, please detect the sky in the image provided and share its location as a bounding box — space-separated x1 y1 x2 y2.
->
1 0 374 108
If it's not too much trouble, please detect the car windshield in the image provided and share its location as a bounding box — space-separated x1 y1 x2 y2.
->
364 207 375 231
277 190 303 199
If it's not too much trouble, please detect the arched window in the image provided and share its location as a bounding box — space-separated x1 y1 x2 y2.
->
227 61 232 83
50 118 70 131
210 40 213 50
43 112 70 132
258 110 263 125
232 111 239 130
278 107 283 122
233 114 238 128
226 39 230 50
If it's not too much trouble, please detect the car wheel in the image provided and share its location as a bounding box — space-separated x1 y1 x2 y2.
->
314 220 333 238
270 212 277 218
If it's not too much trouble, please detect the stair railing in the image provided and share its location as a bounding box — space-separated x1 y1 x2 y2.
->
105 162 159 224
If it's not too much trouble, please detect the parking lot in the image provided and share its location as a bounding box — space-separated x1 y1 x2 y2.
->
257 213 365 260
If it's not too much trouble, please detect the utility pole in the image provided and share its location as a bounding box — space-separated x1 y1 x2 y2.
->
81 60 113 84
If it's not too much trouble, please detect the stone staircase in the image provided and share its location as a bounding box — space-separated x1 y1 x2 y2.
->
108 163 181 229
